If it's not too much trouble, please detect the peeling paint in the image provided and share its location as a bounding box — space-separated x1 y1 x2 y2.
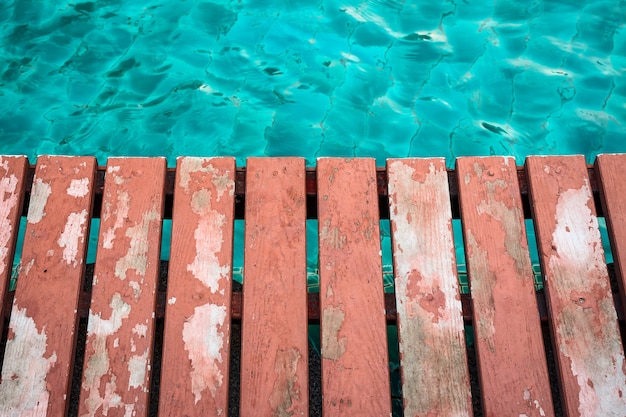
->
102 191 130 249
0 173 18 276
168 297 177 305
57 209 88 267
269 348 302 416
548 183 626 415
67 178 90 197
128 349 149 390
28 178 52 224
179 158 234 201
322 305 347 360
0 305 58 414
115 207 160 280
183 303 228 404
320 219 346 249
187 189 230 293
82 293 131 416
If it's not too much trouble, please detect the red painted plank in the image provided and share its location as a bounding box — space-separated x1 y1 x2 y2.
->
0 156 28 327
596 153 626 320
317 158 391 416
387 158 472 417
240 158 308 416
0 156 96 416
526 155 626 416
457 156 554 417
79 158 165 417
159 157 235 416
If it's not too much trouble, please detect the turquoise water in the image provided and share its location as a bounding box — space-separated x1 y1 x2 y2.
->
1 0 625 166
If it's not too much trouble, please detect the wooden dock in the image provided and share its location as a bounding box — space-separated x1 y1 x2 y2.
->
0 154 625 416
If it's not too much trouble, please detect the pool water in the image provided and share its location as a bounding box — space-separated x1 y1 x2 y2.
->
1 0 625 167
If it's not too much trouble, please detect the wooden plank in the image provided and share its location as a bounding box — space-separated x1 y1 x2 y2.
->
0 156 28 327
79 158 165 417
159 157 235 416
526 155 626 416
240 158 308 416
387 158 472 417
596 153 626 319
457 156 554 417
0 155 96 416
317 158 391 416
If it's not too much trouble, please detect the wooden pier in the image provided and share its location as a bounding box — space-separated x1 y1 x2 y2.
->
0 154 625 416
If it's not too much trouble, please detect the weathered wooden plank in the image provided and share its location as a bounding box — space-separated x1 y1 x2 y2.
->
0 156 28 327
526 155 626 416
159 157 235 416
0 155 96 416
387 158 472 417
596 153 626 320
317 158 391 416
79 158 165 417
457 156 554 417
240 158 308 416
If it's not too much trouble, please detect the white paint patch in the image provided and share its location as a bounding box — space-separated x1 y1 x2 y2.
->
168 297 177 305
28 178 52 224
115 207 160 280
187 189 230 293
129 280 141 301
132 323 148 338
57 209 88 267
127 349 149 390
0 305 57 414
102 191 130 249
183 303 228 403
0 173 19 276
67 177 90 197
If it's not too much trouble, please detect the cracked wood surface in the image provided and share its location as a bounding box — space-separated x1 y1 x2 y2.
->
240 157 309 416
79 158 165 417
317 158 391 416
0 156 96 416
457 156 554 417
388 158 472 417
527 155 626 417
159 157 235 416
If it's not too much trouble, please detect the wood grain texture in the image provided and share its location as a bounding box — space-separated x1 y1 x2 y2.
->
159 157 235 416
526 155 626 416
79 158 165 417
596 153 626 320
0 156 28 328
0 156 96 416
317 158 391 416
388 158 472 417
240 158 309 417
457 156 554 417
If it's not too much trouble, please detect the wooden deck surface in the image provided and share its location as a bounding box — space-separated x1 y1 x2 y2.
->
0 154 625 417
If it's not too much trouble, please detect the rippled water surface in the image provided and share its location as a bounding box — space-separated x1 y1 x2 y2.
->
1 0 625 165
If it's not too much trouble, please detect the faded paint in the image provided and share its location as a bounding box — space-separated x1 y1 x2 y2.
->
28 178 52 224
320 218 346 249
183 303 228 403
321 305 347 360
82 293 131 416
102 191 130 249
388 160 470 416
0 173 19 276
115 207 160 280
269 348 303 416
57 209 88 267
67 178 90 197
0 305 57 414
549 183 626 415
187 189 230 293
179 158 235 201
